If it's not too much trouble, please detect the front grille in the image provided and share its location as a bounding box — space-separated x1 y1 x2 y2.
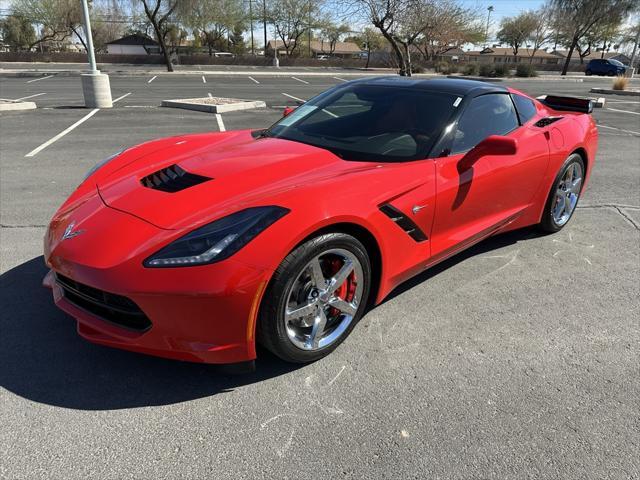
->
140 164 212 193
56 274 151 331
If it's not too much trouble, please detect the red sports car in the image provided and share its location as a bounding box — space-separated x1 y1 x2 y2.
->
43 78 598 367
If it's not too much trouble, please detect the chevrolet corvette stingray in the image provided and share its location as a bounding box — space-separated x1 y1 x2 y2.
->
43 78 598 367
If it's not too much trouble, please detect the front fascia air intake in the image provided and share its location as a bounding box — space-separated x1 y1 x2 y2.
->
379 203 428 242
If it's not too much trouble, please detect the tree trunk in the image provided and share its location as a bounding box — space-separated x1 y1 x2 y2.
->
365 45 371 69
377 27 406 76
153 24 173 72
561 39 577 76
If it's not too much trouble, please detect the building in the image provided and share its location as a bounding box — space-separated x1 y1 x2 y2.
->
265 39 362 58
106 34 160 55
464 47 562 65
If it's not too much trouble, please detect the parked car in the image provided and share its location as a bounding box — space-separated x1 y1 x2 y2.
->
585 58 627 76
213 52 234 58
44 79 598 367
316 55 330 61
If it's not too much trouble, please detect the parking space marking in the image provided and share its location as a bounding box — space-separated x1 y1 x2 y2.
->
26 75 53 83
202 75 207 83
215 114 226 132
606 100 640 104
112 92 132 103
606 107 640 116
291 76 309 84
25 109 100 157
598 124 640 136
333 77 347 82
248 76 260 84
14 93 46 101
208 92 213 97
148 75 157 83
282 93 305 102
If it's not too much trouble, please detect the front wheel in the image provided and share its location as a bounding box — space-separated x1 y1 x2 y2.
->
539 153 585 233
257 233 371 363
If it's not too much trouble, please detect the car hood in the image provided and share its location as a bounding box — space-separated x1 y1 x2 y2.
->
97 130 372 230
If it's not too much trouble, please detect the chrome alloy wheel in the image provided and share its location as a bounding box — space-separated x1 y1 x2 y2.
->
283 248 364 351
552 162 583 226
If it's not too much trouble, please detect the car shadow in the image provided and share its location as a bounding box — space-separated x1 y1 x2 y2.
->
0 257 302 410
1 228 544 410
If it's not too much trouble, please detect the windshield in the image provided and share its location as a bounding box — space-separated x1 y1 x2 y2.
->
609 59 624 67
264 84 459 161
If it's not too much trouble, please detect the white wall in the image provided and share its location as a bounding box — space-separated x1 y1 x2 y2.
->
106 45 149 55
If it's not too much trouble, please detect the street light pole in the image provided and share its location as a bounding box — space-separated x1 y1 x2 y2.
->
80 0 112 107
249 0 255 55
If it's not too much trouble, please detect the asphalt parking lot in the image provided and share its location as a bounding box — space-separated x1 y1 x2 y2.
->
1 72 639 479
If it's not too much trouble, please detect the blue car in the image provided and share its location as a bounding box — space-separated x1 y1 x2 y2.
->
585 58 627 76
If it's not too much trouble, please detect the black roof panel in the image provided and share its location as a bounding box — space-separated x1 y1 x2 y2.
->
352 76 506 96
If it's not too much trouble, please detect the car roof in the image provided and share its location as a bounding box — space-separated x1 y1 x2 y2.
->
350 76 508 97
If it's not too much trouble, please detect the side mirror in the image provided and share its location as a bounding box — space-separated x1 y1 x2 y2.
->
459 135 517 170
283 106 296 117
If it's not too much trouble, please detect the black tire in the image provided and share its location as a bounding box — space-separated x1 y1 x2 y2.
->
607 70 615 76
257 232 372 363
539 153 585 233
585 69 592 76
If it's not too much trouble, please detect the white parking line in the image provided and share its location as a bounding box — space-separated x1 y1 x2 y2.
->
248 76 260 84
333 77 347 82
208 92 213 97
606 100 640 104
14 92 46 101
291 76 309 84
112 92 132 103
148 75 157 83
25 109 100 157
606 107 640 116
215 114 226 132
598 124 640 135
26 75 53 83
282 92 305 102
202 75 207 83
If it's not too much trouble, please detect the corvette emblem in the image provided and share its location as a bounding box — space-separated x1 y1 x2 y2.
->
61 221 84 241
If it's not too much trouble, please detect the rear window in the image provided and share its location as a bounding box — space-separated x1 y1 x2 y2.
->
512 94 537 124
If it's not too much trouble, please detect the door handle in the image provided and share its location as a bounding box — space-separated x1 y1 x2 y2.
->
412 204 428 215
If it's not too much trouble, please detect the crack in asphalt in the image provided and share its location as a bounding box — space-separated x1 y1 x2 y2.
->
577 204 640 230
0 224 47 228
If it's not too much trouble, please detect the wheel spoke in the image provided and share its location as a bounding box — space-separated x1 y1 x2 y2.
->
285 301 316 321
327 260 354 295
309 257 327 290
564 195 574 216
553 195 565 220
570 177 582 194
328 297 357 316
305 310 327 349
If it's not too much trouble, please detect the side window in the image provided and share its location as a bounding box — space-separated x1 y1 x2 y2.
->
452 94 519 154
512 94 538 124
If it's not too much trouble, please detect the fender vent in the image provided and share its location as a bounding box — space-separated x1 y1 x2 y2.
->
534 116 563 128
379 204 428 242
141 164 212 193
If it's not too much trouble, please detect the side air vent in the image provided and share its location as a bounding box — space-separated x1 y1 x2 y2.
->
534 116 563 128
379 204 428 242
141 164 212 193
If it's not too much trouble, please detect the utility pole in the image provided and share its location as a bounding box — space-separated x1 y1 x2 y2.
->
249 0 255 55
80 0 112 108
263 0 268 55
485 5 494 49
308 1 312 57
629 23 639 78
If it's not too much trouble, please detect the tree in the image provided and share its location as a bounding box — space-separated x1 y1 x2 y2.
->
497 12 537 59
319 22 349 55
12 0 84 51
359 27 384 68
267 0 321 57
524 7 552 63
549 0 636 75
138 0 184 71
0 14 36 51
182 0 245 56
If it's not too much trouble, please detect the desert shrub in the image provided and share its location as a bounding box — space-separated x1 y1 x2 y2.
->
478 63 494 77
411 64 425 73
516 63 538 77
493 64 510 77
435 61 458 74
462 63 478 76
612 75 629 90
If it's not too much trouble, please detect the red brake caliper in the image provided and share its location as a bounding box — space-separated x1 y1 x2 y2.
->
328 259 356 318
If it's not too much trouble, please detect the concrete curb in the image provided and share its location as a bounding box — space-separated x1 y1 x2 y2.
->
161 98 267 113
590 87 640 96
0 99 37 111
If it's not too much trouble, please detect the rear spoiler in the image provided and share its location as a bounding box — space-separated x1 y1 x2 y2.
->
537 95 593 114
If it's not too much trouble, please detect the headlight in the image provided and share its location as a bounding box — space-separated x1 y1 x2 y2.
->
144 206 290 267
83 150 124 181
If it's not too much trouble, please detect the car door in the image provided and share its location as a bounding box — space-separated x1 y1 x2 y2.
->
429 92 548 263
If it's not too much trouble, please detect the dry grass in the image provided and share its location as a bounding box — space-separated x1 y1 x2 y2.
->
612 76 629 90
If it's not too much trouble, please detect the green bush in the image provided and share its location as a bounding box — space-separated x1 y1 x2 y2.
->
493 64 510 77
478 63 494 77
435 61 458 74
411 65 425 74
462 63 478 76
516 63 538 77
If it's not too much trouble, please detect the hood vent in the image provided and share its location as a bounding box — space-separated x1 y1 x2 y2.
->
140 164 212 193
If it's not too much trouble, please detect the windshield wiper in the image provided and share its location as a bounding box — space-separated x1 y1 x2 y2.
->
252 129 272 139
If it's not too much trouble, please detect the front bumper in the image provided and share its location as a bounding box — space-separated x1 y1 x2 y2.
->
43 192 270 364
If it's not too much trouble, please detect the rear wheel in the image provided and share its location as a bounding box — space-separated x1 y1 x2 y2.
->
607 70 615 76
585 69 592 76
258 233 371 363
539 153 585 233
